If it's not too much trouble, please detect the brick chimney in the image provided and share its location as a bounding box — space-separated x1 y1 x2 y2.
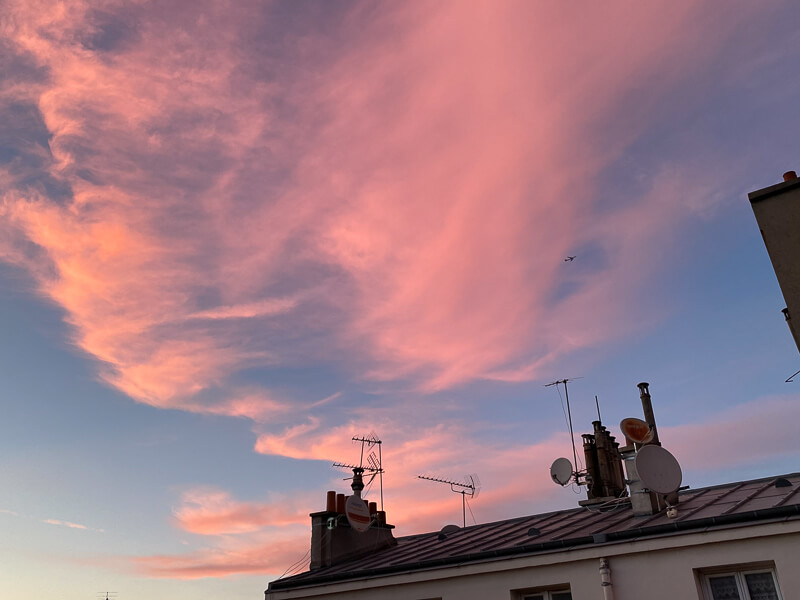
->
309 469 396 570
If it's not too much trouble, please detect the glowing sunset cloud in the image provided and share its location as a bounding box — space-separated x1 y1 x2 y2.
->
0 0 763 414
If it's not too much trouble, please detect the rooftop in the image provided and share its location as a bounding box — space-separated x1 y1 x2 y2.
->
269 472 800 592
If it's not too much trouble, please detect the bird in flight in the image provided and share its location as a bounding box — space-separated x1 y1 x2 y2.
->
564 256 576 262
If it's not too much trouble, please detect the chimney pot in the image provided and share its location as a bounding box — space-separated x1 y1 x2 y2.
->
336 493 346 514
369 501 377 515
326 490 336 512
783 170 797 182
351 467 365 497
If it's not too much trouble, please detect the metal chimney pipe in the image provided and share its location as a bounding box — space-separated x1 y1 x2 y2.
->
637 382 660 446
351 468 365 498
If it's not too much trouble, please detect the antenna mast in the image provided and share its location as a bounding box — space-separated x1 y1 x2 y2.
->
332 433 385 511
545 377 583 480
417 474 479 527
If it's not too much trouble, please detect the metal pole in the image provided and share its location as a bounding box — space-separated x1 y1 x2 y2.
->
378 442 384 511
564 381 578 474
462 491 466 527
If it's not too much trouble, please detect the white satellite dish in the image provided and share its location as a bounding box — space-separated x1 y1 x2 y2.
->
550 457 573 486
620 417 654 444
635 445 682 494
345 495 372 533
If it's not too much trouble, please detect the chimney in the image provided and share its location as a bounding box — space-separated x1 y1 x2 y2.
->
309 469 396 570
578 421 625 506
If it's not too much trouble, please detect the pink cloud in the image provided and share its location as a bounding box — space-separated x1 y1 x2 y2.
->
43 518 86 529
131 534 308 580
43 518 103 532
0 0 763 416
254 415 574 533
173 488 309 535
663 393 800 471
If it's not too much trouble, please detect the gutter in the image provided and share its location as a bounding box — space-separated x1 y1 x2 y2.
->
267 503 800 593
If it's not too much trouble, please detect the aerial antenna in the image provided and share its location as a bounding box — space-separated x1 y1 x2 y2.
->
595 395 601 421
545 377 583 480
332 432 385 510
96 593 117 600
418 474 480 527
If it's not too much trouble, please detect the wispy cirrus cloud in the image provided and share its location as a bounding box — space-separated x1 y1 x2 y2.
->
0 0 765 415
43 518 103 532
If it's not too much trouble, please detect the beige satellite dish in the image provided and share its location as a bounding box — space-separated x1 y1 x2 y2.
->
345 495 372 532
635 444 682 494
620 417 654 444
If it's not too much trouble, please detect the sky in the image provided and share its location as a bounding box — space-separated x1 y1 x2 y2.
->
1 1 799 598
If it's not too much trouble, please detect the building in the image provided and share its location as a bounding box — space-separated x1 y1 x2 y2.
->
749 170 800 358
265 385 800 600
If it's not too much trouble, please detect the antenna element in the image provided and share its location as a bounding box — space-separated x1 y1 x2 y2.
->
418 474 480 527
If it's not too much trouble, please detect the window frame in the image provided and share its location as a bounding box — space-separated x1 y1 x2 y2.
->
519 590 572 600
701 567 783 600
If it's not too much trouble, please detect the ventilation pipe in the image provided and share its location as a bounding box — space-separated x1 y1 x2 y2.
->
638 382 660 446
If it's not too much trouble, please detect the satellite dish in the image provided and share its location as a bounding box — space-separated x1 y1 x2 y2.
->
550 457 573 486
345 495 372 533
635 445 682 494
620 417 654 444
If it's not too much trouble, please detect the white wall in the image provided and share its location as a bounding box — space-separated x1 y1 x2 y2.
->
266 522 800 600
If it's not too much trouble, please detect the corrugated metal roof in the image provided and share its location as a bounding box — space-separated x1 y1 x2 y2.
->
269 473 800 591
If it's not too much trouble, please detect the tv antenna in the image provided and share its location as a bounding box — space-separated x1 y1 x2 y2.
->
418 473 480 527
545 377 583 483
96 593 117 600
332 432 385 510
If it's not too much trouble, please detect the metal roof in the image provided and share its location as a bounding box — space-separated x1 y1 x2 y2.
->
269 472 800 592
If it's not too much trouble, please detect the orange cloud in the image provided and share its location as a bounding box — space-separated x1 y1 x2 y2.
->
0 0 761 416
173 488 309 535
131 534 308 580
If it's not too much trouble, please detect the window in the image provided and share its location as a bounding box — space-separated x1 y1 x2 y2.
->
702 569 782 600
522 592 572 600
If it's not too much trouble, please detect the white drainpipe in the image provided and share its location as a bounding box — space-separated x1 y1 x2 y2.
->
599 557 615 600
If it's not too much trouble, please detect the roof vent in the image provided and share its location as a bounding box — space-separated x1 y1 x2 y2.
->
774 477 792 488
438 524 460 540
527 527 541 537
783 171 797 182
